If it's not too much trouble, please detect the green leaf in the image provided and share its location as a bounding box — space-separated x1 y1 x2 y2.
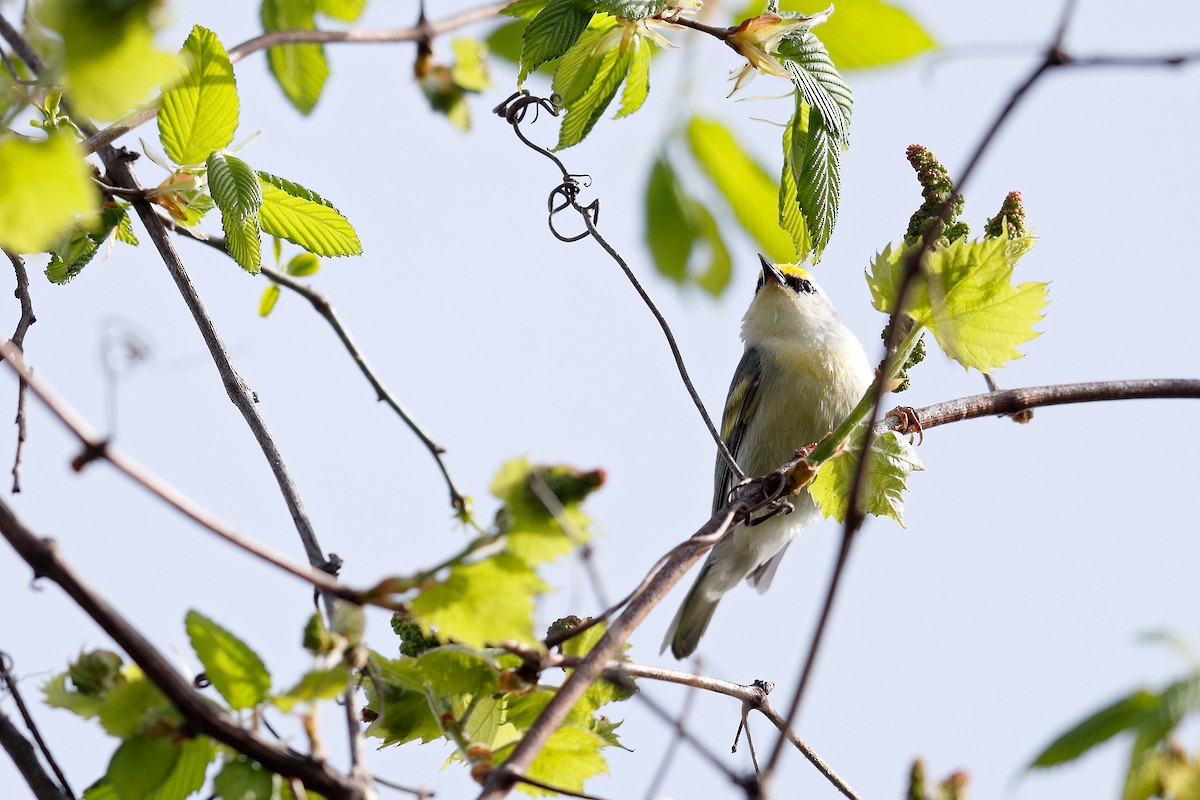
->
409 552 549 647
38 0 180 121
185 610 271 710
486 20 528 66
779 27 853 145
96 670 175 737
82 779 118 800
778 100 812 259
643 156 732 297
866 237 1047 373
754 0 936 70
261 0 330 115
272 665 351 712
213 757 274 800
0 132 97 254
259 284 281 317
316 0 366 22
554 30 638 149
519 0 595 83
286 252 321 276
491 458 599 564
1030 690 1159 768
207 152 263 273
788 101 840 261
115 208 139 245
686 116 796 262
510 725 610 797
159 26 239 166
107 735 215 800
615 36 651 118
451 38 491 92
43 672 106 718
45 229 100 285
257 171 362 257
363 657 443 746
592 0 666 19
505 0 550 20
689 200 733 296
809 430 924 525
417 645 500 697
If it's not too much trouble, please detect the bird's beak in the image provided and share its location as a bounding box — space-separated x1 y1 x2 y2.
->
759 254 786 286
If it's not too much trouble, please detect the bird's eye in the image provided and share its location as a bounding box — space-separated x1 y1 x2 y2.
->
785 275 815 294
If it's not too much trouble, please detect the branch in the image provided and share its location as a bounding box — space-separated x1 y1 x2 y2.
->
4 249 34 492
0 712 69 800
81 1 510 154
0 651 73 799
0 341 401 611
0 498 374 800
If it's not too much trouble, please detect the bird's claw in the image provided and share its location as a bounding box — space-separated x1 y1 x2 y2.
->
887 405 924 445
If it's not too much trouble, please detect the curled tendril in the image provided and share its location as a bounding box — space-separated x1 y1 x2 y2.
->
547 178 599 242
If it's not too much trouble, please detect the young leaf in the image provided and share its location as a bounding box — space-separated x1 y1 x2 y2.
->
257 171 362 257
778 100 812 259
1030 690 1159 767
869 236 1047 373
96 671 174 738
686 116 795 262
286 252 321 276
261 0 330 114
0 132 97 254
748 0 936 70
363 656 444 745
809 430 924 525
409 553 549 648
159 26 239 166
185 610 271 710
789 102 840 261
272 666 351 712
592 0 666 19
207 152 263 273
37 0 179 121
616 36 651 118
519 0 595 83
779 28 853 145
555 40 634 149
107 735 215 800
259 283 281 317
213 758 274 800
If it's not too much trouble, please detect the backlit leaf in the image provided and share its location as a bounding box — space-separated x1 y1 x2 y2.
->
159 26 239 166
0 133 97 254
185 609 271 710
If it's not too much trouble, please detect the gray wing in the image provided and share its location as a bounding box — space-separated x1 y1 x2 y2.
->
712 347 763 515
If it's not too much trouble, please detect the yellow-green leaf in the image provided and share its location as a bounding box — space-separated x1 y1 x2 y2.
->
257 172 361 257
0 133 97 253
207 152 263 273
185 610 271 710
687 116 796 262
810 430 924 525
261 0 329 115
38 0 180 121
259 283 281 317
159 26 239 166
512 725 610 797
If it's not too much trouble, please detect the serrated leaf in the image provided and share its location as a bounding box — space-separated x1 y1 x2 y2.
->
686 116 795 262
159 26 239 166
519 0 595 83
207 152 263 273
45 229 100 285
810 430 924 525
213 758 274 800
115 208 139 245
867 237 1047 372
417 645 500 697
38 0 179 121
0 132 97 254
272 665 350 712
1030 690 1159 768
789 101 840 261
316 0 366 22
509 725 610 797
259 284 281 317
616 37 651 118
97 671 175 738
363 657 443 746
748 0 936 70
780 28 853 146
185 610 271 710
593 0 666 19
778 100 812 259
107 735 214 800
554 38 633 150
257 171 362 257
43 672 106 718
261 0 329 115
409 553 549 647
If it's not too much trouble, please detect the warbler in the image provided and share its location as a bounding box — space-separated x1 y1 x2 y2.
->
663 255 873 659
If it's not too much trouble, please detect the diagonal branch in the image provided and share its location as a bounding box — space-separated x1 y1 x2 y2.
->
0 498 373 800
0 711 70 800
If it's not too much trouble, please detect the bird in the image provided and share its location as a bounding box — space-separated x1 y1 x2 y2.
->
663 255 873 659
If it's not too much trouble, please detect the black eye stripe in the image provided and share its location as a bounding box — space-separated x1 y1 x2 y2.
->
786 275 815 294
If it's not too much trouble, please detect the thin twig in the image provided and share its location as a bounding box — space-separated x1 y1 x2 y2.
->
5 249 34 492
0 341 401 611
0 499 375 799
80 1 511 154
493 92 744 483
0 711 69 800
0 651 73 799
760 2 1085 782
509 774 612 800
527 472 610 610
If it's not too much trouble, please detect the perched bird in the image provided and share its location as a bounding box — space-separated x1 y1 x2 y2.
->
663 256 873 659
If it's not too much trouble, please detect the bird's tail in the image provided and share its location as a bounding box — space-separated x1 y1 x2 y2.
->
661 574 721 659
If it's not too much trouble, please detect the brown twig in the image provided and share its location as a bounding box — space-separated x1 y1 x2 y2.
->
4 249 35 492
0 652 72 800
0 498 375 799
80 1 511 154
0 711 69 800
